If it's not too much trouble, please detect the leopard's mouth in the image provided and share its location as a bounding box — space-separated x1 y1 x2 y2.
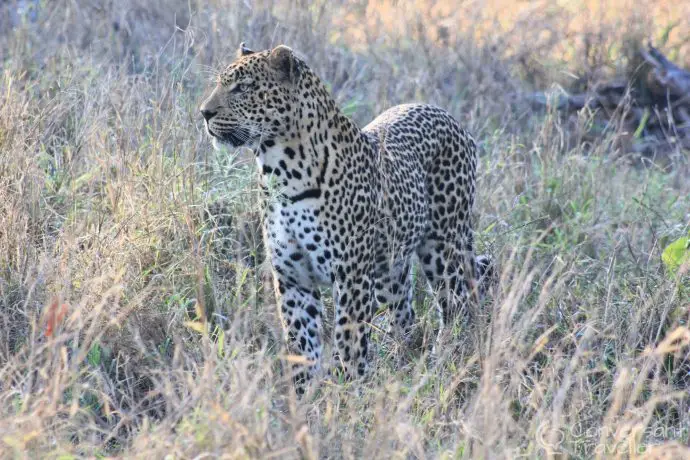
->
206 124 255 148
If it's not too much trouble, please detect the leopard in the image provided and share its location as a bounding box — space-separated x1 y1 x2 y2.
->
199 43 491 394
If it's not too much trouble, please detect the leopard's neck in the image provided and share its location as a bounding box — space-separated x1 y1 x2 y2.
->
256 71 367 204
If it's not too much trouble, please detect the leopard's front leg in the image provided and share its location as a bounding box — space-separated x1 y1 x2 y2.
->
331 232 376 380
274 275 324 394
264 204 324 395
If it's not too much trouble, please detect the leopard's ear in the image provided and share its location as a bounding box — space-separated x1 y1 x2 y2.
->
236 42 255 59
269 45 300 83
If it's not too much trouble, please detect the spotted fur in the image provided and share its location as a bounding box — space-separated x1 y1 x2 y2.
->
200 44 485 393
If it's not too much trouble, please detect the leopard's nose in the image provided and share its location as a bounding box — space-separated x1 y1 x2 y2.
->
200 109 217 121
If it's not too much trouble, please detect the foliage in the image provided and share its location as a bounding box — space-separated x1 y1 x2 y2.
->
1 0 689 457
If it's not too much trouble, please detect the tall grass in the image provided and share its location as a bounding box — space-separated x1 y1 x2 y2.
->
0 0 688 457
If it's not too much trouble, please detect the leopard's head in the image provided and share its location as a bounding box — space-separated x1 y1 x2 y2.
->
199 43 304 150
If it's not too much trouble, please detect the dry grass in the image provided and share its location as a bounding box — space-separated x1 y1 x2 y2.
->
1 0 689 458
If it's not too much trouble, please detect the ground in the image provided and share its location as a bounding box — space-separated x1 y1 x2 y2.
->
0 0 689 458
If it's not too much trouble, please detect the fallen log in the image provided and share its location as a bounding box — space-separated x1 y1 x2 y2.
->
529 43 690 156
641 44 690 100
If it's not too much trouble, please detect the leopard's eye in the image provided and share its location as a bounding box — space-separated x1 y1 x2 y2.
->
231 83 251 94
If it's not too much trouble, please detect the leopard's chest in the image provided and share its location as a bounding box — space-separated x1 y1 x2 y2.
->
265 200 332 286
